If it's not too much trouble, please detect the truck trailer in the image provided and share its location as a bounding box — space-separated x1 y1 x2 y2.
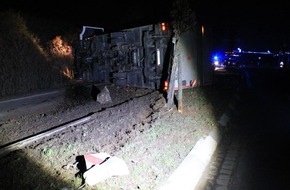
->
73 22 214 91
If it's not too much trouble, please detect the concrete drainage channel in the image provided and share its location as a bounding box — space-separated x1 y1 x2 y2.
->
158 85 245 190
0 116 92 157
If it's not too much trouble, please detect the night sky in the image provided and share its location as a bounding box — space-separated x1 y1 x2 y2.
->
0 0 172 29
193 1 290 51
1 0 289 51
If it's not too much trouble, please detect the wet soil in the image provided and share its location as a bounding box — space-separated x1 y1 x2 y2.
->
0 73 241 190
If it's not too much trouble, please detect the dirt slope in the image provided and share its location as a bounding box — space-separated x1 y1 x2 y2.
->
0 74 241 190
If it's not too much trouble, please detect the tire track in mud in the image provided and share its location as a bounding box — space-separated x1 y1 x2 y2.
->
0 88 168 190
0 85 154 145
0 90 166 158
44 90 166 156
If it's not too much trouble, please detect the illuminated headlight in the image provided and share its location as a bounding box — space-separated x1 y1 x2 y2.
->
212 53 224 70
213 56 220 66
280 61 284 68
214 60 220 66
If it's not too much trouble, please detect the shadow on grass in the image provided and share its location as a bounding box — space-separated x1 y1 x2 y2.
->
0 149 76 190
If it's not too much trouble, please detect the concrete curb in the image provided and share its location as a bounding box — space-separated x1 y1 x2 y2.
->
158 128 221 190
158 88 243 190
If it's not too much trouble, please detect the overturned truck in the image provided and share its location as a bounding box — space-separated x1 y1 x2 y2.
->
73 22 214 90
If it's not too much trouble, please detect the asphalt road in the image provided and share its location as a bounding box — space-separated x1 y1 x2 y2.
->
0 89 65 120
196 67 290 190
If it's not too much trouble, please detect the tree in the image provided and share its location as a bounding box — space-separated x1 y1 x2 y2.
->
167 0 197 112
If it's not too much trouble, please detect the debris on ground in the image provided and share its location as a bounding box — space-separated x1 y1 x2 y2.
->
73 152 129 187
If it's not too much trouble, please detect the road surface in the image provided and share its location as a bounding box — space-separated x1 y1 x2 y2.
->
196 67 290 190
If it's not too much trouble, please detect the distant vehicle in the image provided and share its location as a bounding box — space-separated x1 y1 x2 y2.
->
277 51 290 68
73 22 214 90
212 49 288 71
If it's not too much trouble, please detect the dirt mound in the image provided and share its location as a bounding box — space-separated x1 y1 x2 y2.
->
0 77 239 189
